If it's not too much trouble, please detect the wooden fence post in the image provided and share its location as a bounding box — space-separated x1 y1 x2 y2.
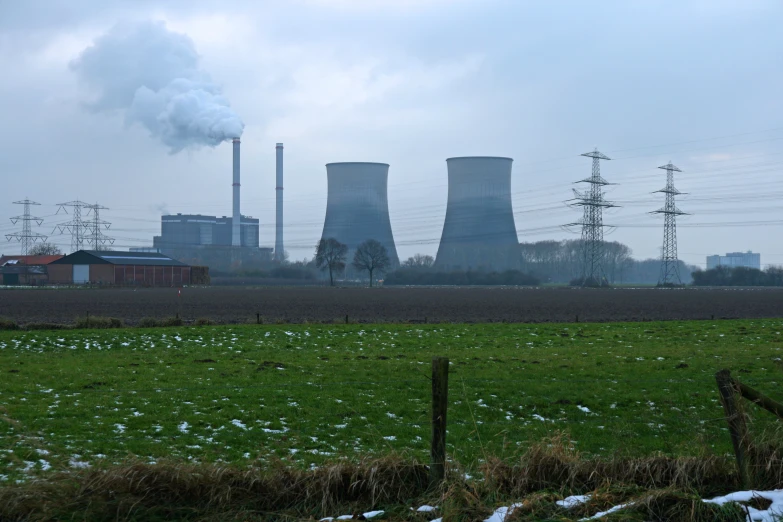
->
715 369 752 488
430 357 449 488
735 379 783 420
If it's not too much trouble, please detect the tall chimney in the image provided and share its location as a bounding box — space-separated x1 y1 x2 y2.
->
232 138 241 247
275 143 284 261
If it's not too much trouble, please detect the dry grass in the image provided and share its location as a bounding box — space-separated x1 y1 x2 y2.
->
0 455 429 521
481 433 737 497
3 435 782 521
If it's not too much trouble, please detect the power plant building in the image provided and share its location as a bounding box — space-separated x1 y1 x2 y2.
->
706 251 761 270
320 162 399 269
435 156 521 271
153 214 259 249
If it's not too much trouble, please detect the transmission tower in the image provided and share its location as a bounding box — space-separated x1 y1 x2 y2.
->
54 200 90 252
566 149 619 286
5 199 47 255
84 203 114 250
651 162 688 286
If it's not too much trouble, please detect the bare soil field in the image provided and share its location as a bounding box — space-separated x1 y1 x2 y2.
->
1 286 782 325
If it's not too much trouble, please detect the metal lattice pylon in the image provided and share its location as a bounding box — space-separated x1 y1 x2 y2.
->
5 199 47 255
83 203 114 250
566 149 619 286
54 200 90 253
651 162 688 286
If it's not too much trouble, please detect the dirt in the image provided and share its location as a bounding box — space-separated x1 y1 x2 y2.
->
1 286 783 325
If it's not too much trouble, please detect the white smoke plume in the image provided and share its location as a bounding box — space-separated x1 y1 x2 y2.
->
71 20 244 152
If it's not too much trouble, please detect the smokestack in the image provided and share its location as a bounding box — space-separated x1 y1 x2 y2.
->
232 138 241 247
275 143 284 261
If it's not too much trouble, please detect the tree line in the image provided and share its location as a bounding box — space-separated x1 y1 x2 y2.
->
691 266 783 287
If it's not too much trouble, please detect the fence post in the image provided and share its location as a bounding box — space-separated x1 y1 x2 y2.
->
430 356 449 488
715 369 752 488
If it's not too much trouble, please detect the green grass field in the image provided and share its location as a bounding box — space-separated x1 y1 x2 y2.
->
2 319 783 484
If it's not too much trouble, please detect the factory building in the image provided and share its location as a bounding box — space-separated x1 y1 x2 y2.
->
0 255 63 285
48 250 194 285
153 214 259 249
435 156 522 271
706 251 761 270
320 162 400 270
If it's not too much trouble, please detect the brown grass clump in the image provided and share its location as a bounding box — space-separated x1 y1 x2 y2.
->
481 433 736 497
0 455 429 521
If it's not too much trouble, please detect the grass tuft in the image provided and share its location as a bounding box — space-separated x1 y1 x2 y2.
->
0 455 429 521
74 316 124 329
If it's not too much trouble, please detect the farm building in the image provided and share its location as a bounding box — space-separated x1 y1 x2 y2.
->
0 255 64 285
48 251 196 286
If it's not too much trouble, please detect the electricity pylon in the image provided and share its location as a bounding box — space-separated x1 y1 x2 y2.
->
651 162 688 286
566 149 619 286
6 199 47 255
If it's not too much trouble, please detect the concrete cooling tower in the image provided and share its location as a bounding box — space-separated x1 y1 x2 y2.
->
320 162 399 269
435 156 521 271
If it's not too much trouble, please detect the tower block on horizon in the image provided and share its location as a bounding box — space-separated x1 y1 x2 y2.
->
652 162 688 286
567 149 618 286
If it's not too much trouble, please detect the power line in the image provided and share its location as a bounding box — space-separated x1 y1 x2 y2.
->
53 200 90 253
84 203 115 250
651 163 688 286
5 199 47 255
566 149 618 285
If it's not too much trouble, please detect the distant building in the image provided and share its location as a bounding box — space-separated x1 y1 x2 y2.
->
153 214 259 249
49 250 195 286
706 251 761 270
0 255 64 285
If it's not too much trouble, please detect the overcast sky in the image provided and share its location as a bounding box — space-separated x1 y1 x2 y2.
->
1 0 781 267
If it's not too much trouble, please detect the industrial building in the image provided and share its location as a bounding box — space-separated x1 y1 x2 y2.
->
435 156 521 271
153 214 259 249
0 255 63 285
319 162 400 270
706 251 761 270
48 250 195 285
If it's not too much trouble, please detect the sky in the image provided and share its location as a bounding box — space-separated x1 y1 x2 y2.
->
0 0 781 267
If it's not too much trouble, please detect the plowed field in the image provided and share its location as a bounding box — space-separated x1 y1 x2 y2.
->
1 286 781 325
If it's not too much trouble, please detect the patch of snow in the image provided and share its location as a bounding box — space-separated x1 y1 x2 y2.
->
558 495 591 509
69 458 90 469
230 419 247 430
577 405 591 414
580 502 631 520
114 423 126 433
178 421 189 434
484 504 523 522
417 505 438 512
704 489 783 521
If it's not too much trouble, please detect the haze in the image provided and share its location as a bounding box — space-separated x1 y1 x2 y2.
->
0 0 781 268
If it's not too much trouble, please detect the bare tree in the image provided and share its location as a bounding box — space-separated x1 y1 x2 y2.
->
402 253 434 269
353 239 390 287
315 238 347 286
28 243 62 256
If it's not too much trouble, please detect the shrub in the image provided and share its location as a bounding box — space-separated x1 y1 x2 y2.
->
0 317 19 330
74 316 124 329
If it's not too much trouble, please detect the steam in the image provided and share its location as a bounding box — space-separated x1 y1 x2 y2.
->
71 20 244 152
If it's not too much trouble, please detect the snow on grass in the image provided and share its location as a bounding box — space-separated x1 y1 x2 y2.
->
703 489 783 521
579 502 632 520
557 494 591 509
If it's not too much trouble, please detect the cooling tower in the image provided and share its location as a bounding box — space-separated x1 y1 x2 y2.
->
320 162 399 269
274 143 284 261
231 138 241 247
434 156 521 271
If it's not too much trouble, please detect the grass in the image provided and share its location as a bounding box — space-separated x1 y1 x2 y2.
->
2 318 783 515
